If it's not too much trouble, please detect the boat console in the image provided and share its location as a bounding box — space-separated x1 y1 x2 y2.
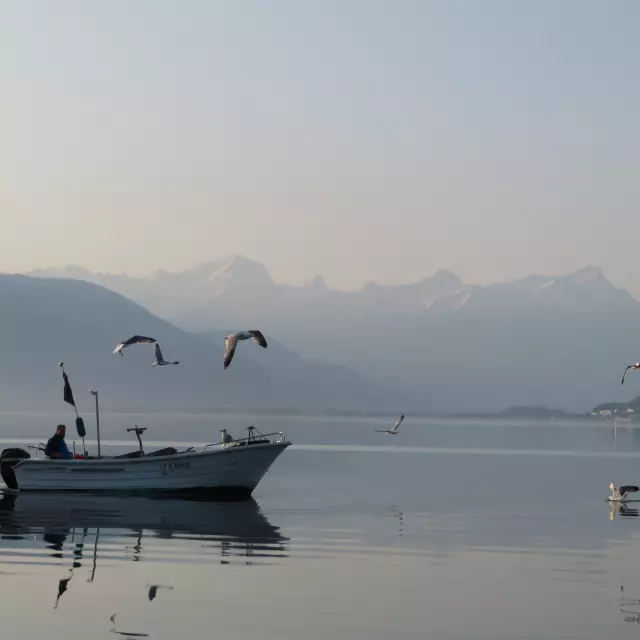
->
127 426 147 454
116 427 179 459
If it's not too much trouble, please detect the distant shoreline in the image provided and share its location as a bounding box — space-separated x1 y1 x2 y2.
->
0 407 612 423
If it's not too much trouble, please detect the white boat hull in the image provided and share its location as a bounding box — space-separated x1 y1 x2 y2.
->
8 442 289 497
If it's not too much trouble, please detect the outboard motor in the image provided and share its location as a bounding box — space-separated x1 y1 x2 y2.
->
0 448 30 490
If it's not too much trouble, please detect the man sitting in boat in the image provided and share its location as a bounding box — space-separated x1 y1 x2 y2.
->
45 425 73 460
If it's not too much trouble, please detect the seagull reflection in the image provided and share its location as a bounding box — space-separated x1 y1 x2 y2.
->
109 613 150 638
147 584 173 601
54 574 72 609
610 502 639 520
619 585 640 606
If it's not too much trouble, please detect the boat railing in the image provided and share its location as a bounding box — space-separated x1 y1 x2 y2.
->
27 429 287 458
28 443 47 460
201 429 287 452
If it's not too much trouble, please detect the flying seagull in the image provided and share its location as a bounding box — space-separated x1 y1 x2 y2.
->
223 330 268 369
609 482 640 501
113 335 156 356
622 363 640 385
152 343 179 367
376 414 405 435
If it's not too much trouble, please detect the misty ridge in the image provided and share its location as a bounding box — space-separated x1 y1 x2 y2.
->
13 255 640 416
0 274 376 414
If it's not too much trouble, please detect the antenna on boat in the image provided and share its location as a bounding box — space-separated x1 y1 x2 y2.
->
90 390 101 459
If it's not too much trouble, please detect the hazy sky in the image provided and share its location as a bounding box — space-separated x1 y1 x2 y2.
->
1 1 639 292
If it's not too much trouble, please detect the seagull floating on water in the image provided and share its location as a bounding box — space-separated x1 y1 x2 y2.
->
609 482 640 501
152 343 179 367
113 335 156 356
223 330 268 369
375 414 404 435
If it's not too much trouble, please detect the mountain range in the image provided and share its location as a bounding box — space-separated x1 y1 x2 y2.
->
0 274 381 413
23 257 640 414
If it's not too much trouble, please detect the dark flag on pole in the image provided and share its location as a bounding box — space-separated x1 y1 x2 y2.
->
62 370 76 410
58 362 86 444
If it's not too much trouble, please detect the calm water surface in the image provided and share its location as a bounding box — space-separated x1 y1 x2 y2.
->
0 414 639 639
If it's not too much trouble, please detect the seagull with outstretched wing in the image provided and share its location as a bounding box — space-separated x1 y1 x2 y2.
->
152 343 179 367
113 335 156 356
223 330 268 370
622 363 640 385
375 414 405 435
609 482 640 502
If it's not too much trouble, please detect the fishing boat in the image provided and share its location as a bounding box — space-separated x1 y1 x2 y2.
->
0 426 290 497
0 427 290 497
0 363 290 497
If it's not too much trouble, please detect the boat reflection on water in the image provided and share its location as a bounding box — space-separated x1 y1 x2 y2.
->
0 491 289 614
0 491 286 541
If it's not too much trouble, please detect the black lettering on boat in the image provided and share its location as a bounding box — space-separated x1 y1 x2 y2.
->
159 461 191 473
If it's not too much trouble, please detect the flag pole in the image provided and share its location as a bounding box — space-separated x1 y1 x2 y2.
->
59 362 87 456
90 390 101 459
